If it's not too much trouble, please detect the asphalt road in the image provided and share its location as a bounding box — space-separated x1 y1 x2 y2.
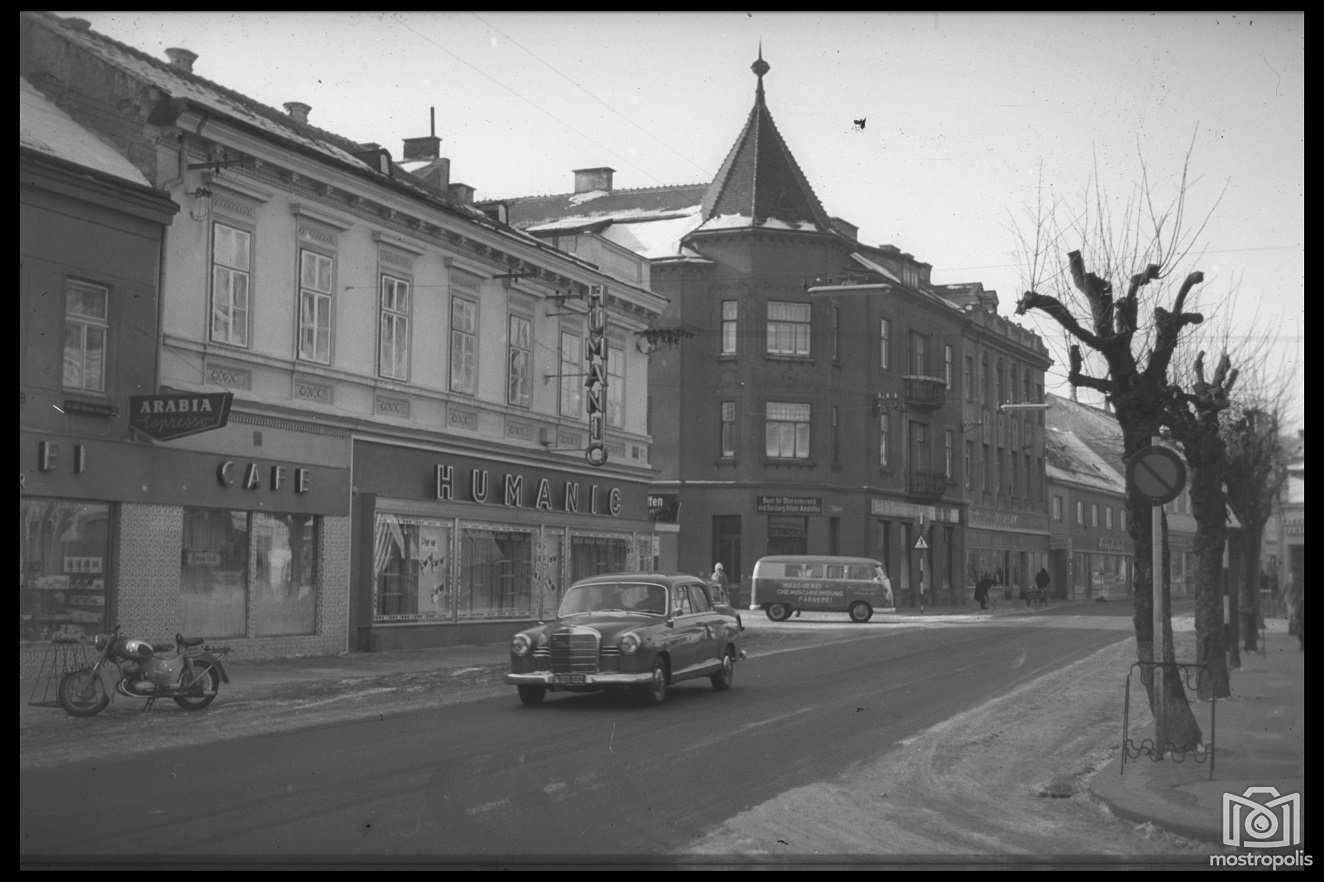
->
21 610 1132 862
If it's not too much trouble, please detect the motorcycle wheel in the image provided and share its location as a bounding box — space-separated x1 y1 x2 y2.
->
58 668 110 717
173 660 221 711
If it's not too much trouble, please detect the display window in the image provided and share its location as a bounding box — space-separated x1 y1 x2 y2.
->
20 498 110 643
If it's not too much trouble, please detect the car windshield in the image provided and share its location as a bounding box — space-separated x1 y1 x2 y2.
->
559 582 667 617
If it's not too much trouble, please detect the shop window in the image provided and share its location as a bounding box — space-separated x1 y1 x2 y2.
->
20 499 110 643
766 515 808 556
252 512 318 636
459 526 534 619
182 508 321 638
571 533 630 582
181 509 250 638
372 514 452 622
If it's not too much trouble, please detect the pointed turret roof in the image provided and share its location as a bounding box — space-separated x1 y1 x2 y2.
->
695 47 834 235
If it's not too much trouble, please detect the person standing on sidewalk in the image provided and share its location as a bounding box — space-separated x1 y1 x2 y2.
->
1033 567 1051 607
975 572 993 610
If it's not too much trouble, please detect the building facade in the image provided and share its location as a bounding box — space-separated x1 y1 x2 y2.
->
21 12 667 656
1045 427 1132 601
503 53 1050 606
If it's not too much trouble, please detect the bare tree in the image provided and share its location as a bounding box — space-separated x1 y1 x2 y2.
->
1163 351 1237 699
1012 141 1224 752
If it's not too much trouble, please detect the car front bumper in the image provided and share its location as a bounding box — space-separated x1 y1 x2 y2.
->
506 671 653 687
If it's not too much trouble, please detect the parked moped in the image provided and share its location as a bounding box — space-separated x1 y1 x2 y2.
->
58 623 230 717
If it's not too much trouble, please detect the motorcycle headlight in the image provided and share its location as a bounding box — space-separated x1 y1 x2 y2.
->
511 633 533 657
619 632 640 655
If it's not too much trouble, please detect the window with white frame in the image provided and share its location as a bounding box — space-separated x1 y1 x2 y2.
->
944 344 953 388
379 274 411 380
879 412 891 468
721 300 738 355
766 301 811 356
210 222 250 347
1076 500 1085 525
765 401 811 459
559 329 582 417
63 279 108 393
507 314 532 407
880 318 892 370
1090 503 1099 527
720 401 736 457
1105 506 1114 530
297 249 334 364
1053 495 1063 521
606 343 624 428
449 297 477 394
944 428 954 478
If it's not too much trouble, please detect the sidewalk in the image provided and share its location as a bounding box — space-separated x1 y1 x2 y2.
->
1090 625 1306 847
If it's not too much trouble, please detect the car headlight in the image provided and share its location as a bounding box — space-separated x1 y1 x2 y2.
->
619 632 640 655
511 633 533 657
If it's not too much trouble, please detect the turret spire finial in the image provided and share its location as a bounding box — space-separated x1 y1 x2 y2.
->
751 43 769 98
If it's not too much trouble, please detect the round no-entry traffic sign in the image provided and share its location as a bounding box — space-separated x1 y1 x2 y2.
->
1127 445 1187 505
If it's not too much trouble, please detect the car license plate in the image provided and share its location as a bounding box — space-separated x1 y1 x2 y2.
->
552 673 586 685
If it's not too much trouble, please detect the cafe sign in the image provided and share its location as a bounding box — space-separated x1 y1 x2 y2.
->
129 392 233 441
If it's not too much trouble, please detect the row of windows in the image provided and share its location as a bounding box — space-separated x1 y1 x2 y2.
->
1052 495 1127 531
208 221 624 424
62 221 626 428
719 400 1042 494
719 300 1045 403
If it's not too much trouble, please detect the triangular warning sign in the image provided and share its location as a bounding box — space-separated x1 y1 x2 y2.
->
914 535 929 550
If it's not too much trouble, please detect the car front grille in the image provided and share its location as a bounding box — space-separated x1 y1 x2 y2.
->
550 631 600 674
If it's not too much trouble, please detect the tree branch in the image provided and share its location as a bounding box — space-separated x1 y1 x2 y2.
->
1015 290 1103 349
1068 345 1113 394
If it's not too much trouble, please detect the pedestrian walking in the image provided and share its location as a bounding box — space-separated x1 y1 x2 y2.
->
1033 567 1051 607
711 562 728 588
1282 575 1303 651
975 572 993 610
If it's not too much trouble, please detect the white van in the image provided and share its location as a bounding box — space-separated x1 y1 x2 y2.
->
749 555 895 623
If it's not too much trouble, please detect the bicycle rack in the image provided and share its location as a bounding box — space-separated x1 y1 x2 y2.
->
1121 660 1216 780
27 635 95 707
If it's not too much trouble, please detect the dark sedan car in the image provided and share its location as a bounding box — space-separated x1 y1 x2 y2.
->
506 573 744 707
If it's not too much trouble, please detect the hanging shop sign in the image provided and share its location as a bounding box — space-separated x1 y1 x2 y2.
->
129 392 233 441
584 284 608 467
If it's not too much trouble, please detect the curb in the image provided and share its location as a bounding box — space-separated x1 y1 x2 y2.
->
1088 757 1219 844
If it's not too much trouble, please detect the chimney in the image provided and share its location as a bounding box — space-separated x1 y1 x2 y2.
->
62 17 92 32
448 183 475 205
283 101 311 124
403 106 442 161
573 167 615 195
414 157 451 193
165 47 197 73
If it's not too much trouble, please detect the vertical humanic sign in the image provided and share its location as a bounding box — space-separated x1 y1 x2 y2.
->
584 284 608 466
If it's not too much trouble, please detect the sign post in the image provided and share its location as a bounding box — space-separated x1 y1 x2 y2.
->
914 531 929 615
1127 442 1188 754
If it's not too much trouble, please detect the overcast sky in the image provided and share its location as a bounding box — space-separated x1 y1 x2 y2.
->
61 11 1304 428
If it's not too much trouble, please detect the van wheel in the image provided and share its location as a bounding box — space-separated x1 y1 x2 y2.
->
849 601 873 623
767 603 792 622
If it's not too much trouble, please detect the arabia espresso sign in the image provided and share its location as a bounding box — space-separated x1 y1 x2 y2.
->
129 392 234 441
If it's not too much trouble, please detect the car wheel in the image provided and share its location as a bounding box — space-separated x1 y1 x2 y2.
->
639 658 668 706
517 685 546 707
849 601 873 623
767 602 792 622
710 649 735 691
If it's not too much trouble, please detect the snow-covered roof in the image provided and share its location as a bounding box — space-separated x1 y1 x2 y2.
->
850 252 904 285
19 76 149 186
601 214 705 260
526 203 701 235
1046 427 1126 495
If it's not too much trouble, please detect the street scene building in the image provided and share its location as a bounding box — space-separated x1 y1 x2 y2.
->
20 11 667 656
1045 426 1132 601
503 53 1052 606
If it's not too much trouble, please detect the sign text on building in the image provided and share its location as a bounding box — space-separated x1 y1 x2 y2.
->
757 495 823 514
584 284 608 466
435 464 622 516
130 392 233 441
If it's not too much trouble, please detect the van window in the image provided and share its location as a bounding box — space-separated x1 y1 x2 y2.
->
846 564 875 580
793 563 823 578
825 564 846 579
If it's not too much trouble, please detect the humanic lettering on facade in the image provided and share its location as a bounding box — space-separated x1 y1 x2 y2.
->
434 464 622 516
584 284 608 467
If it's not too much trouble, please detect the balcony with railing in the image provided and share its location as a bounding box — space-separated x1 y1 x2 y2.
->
903 374 947 411
907 468 951 500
